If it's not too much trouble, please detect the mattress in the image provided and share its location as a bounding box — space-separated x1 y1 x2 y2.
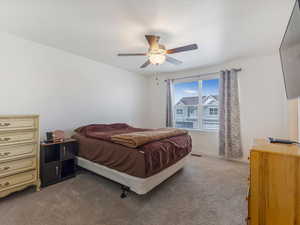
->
72 133 192 178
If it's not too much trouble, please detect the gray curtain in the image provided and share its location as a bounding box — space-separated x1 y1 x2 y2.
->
219 69 243 158
166 79 174 127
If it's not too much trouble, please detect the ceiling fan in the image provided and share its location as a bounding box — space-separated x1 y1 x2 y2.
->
118 35 198 68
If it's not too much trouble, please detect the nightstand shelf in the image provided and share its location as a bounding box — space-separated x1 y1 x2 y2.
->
40 139 78 187
61 159 76 179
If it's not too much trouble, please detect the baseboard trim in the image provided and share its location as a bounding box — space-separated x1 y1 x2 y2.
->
191 152 249 164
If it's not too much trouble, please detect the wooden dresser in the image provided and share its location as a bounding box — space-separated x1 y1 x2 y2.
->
0 115 40 198
248 139 300 225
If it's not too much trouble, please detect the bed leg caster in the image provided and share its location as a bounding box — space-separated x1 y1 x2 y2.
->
120 185 130 199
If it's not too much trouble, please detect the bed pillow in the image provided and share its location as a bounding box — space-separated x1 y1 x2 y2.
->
74 123 131 133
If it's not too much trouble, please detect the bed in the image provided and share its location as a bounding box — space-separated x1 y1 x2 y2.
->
72 123 192 196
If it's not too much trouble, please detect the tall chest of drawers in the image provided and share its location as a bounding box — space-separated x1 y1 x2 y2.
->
0 115 40 198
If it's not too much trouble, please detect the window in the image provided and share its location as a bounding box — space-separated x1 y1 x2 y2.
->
173 78 219 130
209 108 218 115
176 109 183 114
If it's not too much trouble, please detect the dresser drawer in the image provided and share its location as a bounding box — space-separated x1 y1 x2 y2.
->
0 131 36 146
0 170 36 191
0 157 36 178
0 143 37 162
0 118 36 131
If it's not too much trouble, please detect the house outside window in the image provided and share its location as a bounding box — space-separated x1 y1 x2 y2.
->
173 78 219 130
176 109 183 114
209 107 218 115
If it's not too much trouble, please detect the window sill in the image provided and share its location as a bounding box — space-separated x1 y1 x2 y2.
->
177 128 218 133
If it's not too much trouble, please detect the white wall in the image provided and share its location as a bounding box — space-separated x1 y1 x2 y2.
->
146 53 289 161
0 32 148 137
288 98 299 140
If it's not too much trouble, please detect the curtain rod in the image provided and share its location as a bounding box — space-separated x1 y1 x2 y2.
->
164 68 242 82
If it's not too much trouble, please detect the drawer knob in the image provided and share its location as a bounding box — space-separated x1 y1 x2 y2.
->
0 123 10 127
0 137 11 142
0 152 10 157
0 182 10 187
2 166 10 171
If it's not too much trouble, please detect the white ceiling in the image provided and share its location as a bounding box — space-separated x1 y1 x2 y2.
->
0 0 295 75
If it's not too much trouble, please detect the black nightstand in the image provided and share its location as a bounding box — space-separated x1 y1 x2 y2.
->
40 139 78 187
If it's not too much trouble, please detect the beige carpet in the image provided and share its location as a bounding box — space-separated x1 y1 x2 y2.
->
0 156 248 225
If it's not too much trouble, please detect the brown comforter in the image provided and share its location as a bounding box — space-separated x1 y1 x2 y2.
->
111 128 188 148
73 124 192 178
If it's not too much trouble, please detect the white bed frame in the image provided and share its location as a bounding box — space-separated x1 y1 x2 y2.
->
76 154 190 195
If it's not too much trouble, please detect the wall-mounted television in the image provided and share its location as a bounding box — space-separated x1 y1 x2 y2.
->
280 0 300 99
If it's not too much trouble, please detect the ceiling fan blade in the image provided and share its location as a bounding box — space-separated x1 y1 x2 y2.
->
118 53 146 56
166 44 198 54
145 35 160 49
166 55 182 65
140 60 151 68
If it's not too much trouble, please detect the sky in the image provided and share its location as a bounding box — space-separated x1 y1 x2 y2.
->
174 79 219 104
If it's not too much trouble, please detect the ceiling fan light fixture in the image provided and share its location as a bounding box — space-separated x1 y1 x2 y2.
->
148 53 166 65
118 35 198 68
